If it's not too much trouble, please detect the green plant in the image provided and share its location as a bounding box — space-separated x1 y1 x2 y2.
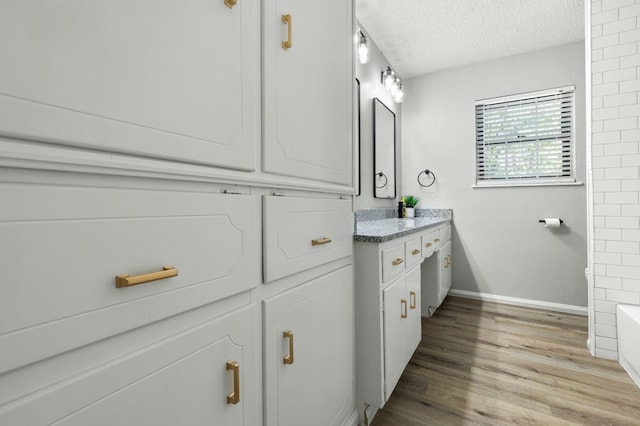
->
404 195 420 208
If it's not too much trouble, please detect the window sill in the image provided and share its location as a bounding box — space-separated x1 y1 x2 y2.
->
472 181 584 188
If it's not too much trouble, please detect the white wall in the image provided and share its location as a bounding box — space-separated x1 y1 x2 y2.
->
590 0 640 360
355 25 402 210
403 42 588 308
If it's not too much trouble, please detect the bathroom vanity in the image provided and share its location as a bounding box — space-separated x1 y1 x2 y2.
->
353 210 452 424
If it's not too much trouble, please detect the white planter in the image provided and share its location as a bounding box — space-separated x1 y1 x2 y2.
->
406 207 415 218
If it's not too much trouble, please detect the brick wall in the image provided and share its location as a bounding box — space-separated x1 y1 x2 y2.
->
592 0 640 359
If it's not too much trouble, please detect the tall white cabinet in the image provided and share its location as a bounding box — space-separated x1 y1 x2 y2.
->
0 1 355 425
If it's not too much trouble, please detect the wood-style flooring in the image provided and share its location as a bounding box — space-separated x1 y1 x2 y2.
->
371 296 640 426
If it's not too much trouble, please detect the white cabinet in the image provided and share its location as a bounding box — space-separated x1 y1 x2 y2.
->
0 0 259 170
0 303 258 426
263 0 353 185
263 266 355 426
438 240 452 306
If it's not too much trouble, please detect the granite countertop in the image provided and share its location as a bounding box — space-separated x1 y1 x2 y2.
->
354 217 451 243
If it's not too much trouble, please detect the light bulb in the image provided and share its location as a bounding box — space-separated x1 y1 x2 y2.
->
384 69 395 90
393 84 404 103
358 35 370 64
390 76 400 96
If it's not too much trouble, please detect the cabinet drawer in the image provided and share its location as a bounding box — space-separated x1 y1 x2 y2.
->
440 224 452 242
0 304 257 426
382 243 405 284
421 230 439 258
404 237 422 269
263 196 353 282
0 183 260 374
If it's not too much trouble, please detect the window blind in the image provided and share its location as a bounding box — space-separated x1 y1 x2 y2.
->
475 86 575 185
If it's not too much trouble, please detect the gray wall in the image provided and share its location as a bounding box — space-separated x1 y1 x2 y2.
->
403 42 588 307
355 25 402 210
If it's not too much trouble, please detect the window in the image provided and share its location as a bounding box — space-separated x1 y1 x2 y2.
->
475 86 575 186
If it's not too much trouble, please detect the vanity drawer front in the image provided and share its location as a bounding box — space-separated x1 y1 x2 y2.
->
404 237 422 269
263 196 353 283
382 244 406 283
422 230 439 258
439 224 452 242
0 182 260 375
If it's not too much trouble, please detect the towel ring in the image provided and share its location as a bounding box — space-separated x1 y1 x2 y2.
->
417 169 436 188
375 172 388 188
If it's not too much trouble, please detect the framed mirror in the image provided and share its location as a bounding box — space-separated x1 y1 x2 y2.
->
373 98 396 198
355 78 361 196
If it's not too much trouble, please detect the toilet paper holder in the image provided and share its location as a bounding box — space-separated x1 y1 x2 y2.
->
538 218 564 224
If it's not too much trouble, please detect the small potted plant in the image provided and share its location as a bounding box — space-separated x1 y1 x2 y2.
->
404 195 420 218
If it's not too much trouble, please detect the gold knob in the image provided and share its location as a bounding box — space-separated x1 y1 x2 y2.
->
434 238 440 243
425 242 432 248
412 249 421 255
224 0 237 8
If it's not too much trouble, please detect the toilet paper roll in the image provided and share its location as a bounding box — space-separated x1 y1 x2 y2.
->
543 218 561 228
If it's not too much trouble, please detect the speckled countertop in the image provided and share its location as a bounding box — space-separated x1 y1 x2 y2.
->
354 208 452 243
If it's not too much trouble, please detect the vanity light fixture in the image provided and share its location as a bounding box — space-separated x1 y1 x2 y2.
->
382 67 395 90
356 31 370 64
381 66 404 103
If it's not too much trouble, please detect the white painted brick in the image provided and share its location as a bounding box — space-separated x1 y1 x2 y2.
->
596 33 621 48
595 192 605 203
596 299 618 313
621 177 640 188
603 0 635 10
607 288 640 303
595 168 606 180
595 227 623 240
595 274 623 288
594 144 606 156
623 253 640 265
604 16 637 34
593 24 604 38
623 277 640 291
605 42 638 58
595 251 622 266
620 77 640 91
594 9 621 25
594 82 620 97
622 204 640 215
604 92 637 107
596 311 617 326
608 264 640 278
595 346 618 360
621 128 640 141
595 203 622 215
596 323 618 338
605 191 639 204
593 96 604 109
604 117 637 130
622 154 640 167
593 1 603 14
593 58 622 73
596 335 619 351
593 131 621 144
623 229 640 240
604 67 636 82
594 71 604 85
595 107 620 121
595 179 621 192
607 241 640 254
619 103 640 117
596 264 608 275
621 53 640 67
621 3 640 18
596 240 607 251
593 48 605 62
596 216 606 228
593 155 622 168
606 216 640 228
605 142 638 154
604 167 638 179
594 120 605 133
596 287 607 299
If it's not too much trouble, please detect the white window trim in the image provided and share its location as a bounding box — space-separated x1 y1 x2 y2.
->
474 85 576 188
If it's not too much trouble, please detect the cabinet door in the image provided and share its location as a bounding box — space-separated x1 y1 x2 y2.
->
382 276 407 401
438 241 452 305
263 266 355 426
406 266 422 357
0 0 259 170
263 0 353 185
0 304 257 426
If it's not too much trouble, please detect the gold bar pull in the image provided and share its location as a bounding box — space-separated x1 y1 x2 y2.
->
392 258 404 266
311 237 332 246
411 249 421 256
224 0 237 8
115 266 178 288
282 14 292 50
226 360 240 405
401 299 408 319
283 330 294 365
410 291 416 309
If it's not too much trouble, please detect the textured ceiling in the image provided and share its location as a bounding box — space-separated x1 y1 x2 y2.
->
356 0 585 79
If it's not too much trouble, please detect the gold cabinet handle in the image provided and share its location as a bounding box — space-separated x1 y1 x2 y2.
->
411 249 421 256
445 256 450 268
226 360 240 405
434 238 440 243
283 330 294 365
224 0 237 8
282 14 292 50
425 242 432 248
401 299 408 319
410 291 416 309
115 266 178 288
311 237 332 246
392 258 404 266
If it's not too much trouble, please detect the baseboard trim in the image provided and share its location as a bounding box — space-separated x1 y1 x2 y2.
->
448 289 588 316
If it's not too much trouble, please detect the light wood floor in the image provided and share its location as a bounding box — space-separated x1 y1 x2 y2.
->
371 296 640 426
